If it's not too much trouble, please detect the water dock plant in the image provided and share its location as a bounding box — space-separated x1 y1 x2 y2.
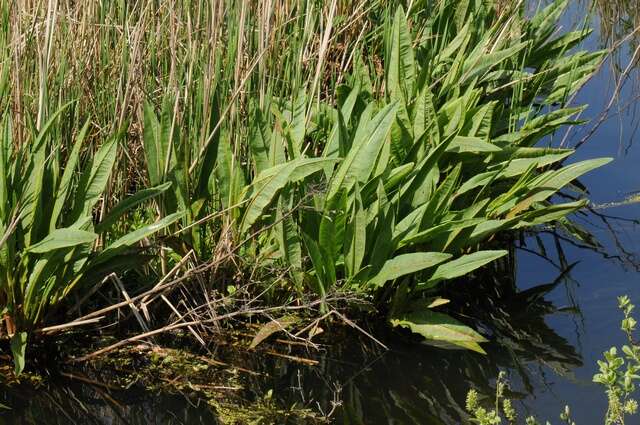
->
0 104 181 373
0 0 615 374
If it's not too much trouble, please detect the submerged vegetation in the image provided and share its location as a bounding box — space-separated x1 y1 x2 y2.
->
0 0 621 415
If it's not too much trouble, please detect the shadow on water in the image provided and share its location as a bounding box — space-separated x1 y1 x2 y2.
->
273 255 586 424
0 382 219 425
0 244 594 424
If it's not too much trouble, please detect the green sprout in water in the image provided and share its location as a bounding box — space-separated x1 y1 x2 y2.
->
467 296 640 424
593 295 640 425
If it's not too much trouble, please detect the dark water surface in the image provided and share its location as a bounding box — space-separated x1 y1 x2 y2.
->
4 4 640 425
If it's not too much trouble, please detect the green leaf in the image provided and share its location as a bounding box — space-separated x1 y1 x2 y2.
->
461 41 529 84
302 231 331 296
94 212 184 265
27 229 97 254
0 116 11 220
51 119 90 229
507 158 612 217
275 194 303 286
10 332 27 375
412 85 439 146
96 182 172 233
399 218 484 248
143 101 162 186
369 252 452 288
327 103 397 199
75 136 118 217
419 250 508 289
391 310 487 353
447 136 501 153
248 108 271 175
387 6 415 101
345 188 366 278
240 158 336 234
517 200 586 226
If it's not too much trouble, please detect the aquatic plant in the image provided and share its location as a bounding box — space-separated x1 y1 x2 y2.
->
466 295 640 425
0 103 181 373
0 0 615 370
247 0 611 352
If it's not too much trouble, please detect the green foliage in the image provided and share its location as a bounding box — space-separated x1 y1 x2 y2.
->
0 0 614 366
593 296 640 425
236 0 610 351
0 105 179 372
466 296 640 424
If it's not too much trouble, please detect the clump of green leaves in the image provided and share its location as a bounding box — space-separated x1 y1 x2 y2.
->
466 296 640 424
593 295 640 424
466 372 575 424
0 104 181 374
240 0 611 353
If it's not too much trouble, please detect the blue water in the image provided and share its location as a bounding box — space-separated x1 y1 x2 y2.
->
511 9 640 423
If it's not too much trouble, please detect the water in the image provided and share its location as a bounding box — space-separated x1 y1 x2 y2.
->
4 4 640 424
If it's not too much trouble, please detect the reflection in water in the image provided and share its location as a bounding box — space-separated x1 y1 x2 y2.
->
0 251 589 424
592 0 640 55
0 381 219 425
574 0 640 153
266 255 585 425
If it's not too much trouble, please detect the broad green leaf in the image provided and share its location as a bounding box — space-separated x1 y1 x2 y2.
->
412 85 439 146
461 41 529 84
94 212 184 265
400 134 453 209
516 200 586 226
421 163 461 229
345 187 366 278
248 108 271 175
240 158 336 234
302 231 331 296
96 182 172 233
387 6 415 101
507 158 612 217
400 218 484 248
447 136 501 153
27 229 97 254
418 250 508 289
10 332 27 375
143 101 162 186
51 120 90 229
76 136 118 217
275 194 303 286
391 310 487 353
369 252 452 288
327 103 397 199
159 95 177 177
196 90 221 200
